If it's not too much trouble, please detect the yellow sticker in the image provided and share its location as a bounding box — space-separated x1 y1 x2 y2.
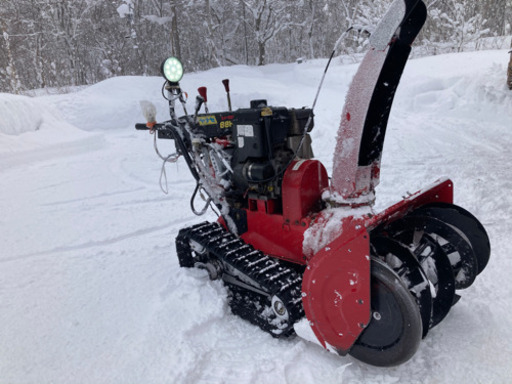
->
261 107 273 117
220 120 233 129
198 115 218 125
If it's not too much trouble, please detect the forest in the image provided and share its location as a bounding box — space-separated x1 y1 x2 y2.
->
1 0 511 93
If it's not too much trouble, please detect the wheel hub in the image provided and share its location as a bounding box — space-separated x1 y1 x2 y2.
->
271 295 289 320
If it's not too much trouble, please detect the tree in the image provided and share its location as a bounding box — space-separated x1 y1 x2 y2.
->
0 0 511 93
428 1 490 52
242 0 293 65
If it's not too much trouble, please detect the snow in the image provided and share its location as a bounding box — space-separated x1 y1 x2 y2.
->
369 0 405 51
1 49 512 383
302 205 372 258
0 93 103 169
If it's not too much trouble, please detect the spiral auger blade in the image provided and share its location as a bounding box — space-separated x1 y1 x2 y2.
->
370 228 455 332
411 202 490 275
385 215 479 290
372 201 490 335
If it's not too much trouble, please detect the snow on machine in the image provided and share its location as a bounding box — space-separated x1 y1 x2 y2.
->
135 0 490 366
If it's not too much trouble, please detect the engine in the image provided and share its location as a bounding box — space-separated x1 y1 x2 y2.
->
160 99 314 212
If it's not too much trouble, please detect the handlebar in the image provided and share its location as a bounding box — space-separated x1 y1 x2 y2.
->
135 123 167 131
135 123 151 130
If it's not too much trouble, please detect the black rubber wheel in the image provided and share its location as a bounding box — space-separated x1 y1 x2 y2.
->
349 258 423 367
371 236 432 338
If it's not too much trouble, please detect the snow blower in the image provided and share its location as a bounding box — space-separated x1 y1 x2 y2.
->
135 0 490 366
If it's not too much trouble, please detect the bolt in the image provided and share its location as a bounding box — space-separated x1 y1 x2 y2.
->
373 312 382 321
273 300 286 316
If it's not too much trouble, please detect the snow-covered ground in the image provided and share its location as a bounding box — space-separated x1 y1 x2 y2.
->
1 49 511 384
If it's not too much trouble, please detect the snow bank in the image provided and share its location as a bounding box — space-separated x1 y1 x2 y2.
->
0 93 102 166
0 93 46 135
42 62 327 132
42 76 168 131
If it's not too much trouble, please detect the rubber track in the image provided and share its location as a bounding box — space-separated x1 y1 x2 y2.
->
176 222 305 337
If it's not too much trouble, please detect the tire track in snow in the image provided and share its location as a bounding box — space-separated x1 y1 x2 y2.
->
39 187 147 207
0 218 195 264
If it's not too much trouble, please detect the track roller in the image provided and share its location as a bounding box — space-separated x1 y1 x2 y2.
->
349 257 423 367
175 222 304 338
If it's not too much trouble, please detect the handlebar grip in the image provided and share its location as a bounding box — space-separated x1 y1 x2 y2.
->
135 123 152 130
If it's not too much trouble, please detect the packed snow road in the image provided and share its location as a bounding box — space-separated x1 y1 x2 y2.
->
1 50 511 383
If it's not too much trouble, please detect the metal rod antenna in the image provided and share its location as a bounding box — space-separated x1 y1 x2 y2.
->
311 27 352 111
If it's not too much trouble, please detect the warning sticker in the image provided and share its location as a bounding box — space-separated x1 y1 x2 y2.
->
237 125 254 137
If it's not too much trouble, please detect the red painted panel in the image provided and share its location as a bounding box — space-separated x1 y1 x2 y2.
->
302 218 371 352
282 160 329 224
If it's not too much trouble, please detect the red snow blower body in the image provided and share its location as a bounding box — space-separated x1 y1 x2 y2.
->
136 0 490 367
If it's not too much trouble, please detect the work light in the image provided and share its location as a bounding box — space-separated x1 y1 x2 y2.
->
161 57 184 83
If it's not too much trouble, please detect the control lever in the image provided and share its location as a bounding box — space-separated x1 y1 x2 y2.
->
222 79 232 112
194 95 205 120
197 87 209 113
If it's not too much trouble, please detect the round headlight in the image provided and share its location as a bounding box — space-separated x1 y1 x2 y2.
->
161 57 184 83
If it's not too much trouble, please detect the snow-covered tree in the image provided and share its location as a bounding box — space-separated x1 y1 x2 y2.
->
0 0 511 92
242 0 295 65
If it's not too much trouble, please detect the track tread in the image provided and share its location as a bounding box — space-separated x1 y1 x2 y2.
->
176 222 304 337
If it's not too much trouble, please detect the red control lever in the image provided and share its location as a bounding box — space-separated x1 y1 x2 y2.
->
222 79 232 112
198 87 208 102
222 79 230 93
197 87 209 113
